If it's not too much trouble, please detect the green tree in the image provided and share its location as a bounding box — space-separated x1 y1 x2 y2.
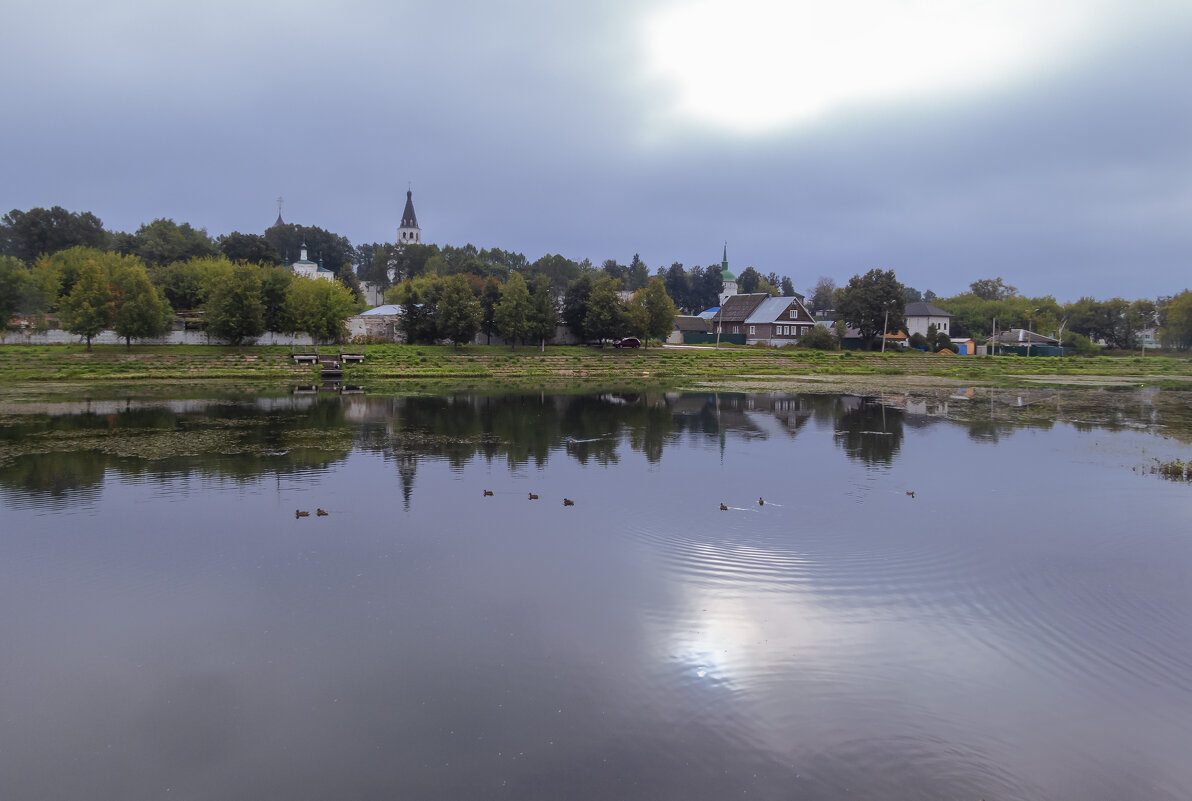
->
204 263 266 344
562 274 593 341
390 276 443 344
1159 291 1192 350
259 265 295 333
781 276 796 297
265 222 355 276
285 276 357 344
495 272 532 348
0 256 35 330
112 264 172 348
808 276 836 313
480 277 502 344
527 275 558 349
148 258 220 311
124 218 216 266
635 277 677 347
584 275 627 346
738 266 762 293
970 277 1018 301
217 232 280 264
437 274 482 348
0 206 109 262
837 268 906 349
626 253 650 291
58 259 114 350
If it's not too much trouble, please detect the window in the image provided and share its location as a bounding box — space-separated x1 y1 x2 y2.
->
749 325 755 335
790 310 796 319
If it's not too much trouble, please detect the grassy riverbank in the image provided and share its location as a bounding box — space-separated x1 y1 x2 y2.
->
1 343 1190 390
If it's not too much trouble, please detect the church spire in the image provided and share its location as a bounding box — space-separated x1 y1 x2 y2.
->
398 186 421 244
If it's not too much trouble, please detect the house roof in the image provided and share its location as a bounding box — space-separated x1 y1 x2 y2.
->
358 304 403 316
711 293 768 324
745 295 805 325
674 315 711 332
905 301 953 318
994 328 1058 345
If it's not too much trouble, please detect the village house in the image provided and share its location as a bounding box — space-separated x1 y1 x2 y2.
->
743 294 818 345
904 301 953 338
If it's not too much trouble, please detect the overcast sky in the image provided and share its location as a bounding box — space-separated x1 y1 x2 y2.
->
3 0 1189 301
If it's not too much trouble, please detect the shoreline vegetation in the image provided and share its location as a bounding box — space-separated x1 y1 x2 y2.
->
1 343 1191 396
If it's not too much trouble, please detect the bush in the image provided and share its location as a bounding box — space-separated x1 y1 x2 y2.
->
908 332 929 350
1063 331 1099 356
934 333 953 352
798 325 838 350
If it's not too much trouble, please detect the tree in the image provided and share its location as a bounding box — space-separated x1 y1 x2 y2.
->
204 263 266 344
148 258 218 311
390 277 442 344
635 277 677 347
1159 291 1192 350
531 254 582 293
285 276 357 345
58 259 114 350
112 264 172 348
495 272 532 348
601 259 627 284
808 277 836 313
584 276 627 346
264 222 354 277
663 263 690 312
480 277 502 344
904 286 923 303
970 277 1018 301
124 218 216 266
217 232 280 264
738 266 762 293
527 275 558 349
562 274 593 341
1 206 109 262
259 265 295 333
781 276 796 297
437 274 482 348
691 265 723 311
837 269 906 349
626 254 650 291
0 257 35 330
799 325 838 350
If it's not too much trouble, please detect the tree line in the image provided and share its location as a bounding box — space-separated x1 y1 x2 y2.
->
808 272 1185 351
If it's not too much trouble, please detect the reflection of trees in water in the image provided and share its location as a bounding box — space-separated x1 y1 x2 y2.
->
0 401 355 507
0 451 106 510
7 387 1192 509
833 396 904 466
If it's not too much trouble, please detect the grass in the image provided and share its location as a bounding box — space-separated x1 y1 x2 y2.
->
1 342 1191 390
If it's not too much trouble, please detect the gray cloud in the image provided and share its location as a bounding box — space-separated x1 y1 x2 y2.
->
2 1 1189 300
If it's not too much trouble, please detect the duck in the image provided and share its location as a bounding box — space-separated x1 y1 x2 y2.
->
758 497 765 506
528 492 539 500
316 508 328 516
720 503 728 511
295 509 310 518
906 491 915 498
483 489 494 496
563 498 575 506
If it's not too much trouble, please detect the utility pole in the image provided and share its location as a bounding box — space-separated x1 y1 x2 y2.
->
881 310 889 353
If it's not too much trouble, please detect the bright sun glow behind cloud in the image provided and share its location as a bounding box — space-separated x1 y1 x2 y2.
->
643 0 1115 133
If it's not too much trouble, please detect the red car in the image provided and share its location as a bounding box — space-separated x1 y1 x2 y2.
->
613 337 641 349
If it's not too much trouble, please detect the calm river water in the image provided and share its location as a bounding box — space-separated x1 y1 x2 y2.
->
2 387 1191 800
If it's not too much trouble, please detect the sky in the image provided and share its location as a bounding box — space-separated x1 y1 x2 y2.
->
2 0 1189 302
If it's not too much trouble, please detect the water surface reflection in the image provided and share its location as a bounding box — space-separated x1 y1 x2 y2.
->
1 388 1191 800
